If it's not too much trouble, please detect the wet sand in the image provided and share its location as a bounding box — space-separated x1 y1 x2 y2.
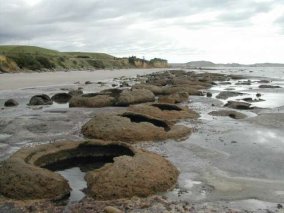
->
0 68 165 90
0 68 284 212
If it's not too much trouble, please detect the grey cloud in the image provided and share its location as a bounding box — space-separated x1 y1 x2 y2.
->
0 0 283 61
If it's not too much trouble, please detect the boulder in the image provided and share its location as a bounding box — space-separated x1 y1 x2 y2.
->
163 86 203 96
29 94 52 105
128 103 199 122
259 85 281 88
0 140 178 201
69 94 115 108
158 92 189 104
115 89 155 106
68 89 83 96
132 84 164 95
86 149 179 200
216 91 244 100
209 110 247 119
4 99 19 107
81 112 191 142
69 88 155 108
206 92 212 97
224 101 252 110
51 93 72 103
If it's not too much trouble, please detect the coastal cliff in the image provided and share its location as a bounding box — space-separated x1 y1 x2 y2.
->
0 45 168 73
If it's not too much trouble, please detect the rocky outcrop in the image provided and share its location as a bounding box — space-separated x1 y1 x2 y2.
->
81 112 191 142
259 85 281 88
209 110 247 119
51 93 72 103
69 94 115 108
128 103 199 122
4 99 19 107
158 92 189 104
216 91 244 100
69 89 155 108
224 101 252 110
68 89 83 96
115 89 155 106
29 94 52 105
86 149 178 200
0 140 178 201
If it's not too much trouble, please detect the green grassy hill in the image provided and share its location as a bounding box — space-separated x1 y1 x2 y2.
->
0 45 168 72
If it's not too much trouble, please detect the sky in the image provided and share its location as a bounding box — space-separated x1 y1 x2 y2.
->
0 0 284 63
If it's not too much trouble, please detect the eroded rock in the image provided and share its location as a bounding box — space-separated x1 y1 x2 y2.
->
115 89 155 106
51 93 72 103
4 99 18 107
224 101 252 110
158 92 189 104
86 149 179 200
69 89 155 108
209 110 247 119
81 112 191 142
0 140 179 201
128 103 199 122
29 94 52 105
216 91 244 100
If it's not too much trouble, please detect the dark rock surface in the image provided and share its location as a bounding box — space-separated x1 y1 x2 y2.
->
128 103 199 122
224 101 252 110
29 94 52 105
4 99 19 107
51 93 72 103
216 91 244 100
209 110 247 119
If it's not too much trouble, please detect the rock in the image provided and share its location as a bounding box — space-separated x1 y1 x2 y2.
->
158 92 189 104
85 81 92 85
235 80 251 85
224 101 252 110
242 97 253 102
257 80 270 83
163 86 203 96
86 148 179 200
128 103 199 122
216 91 244 100
68 89 83 96
29 94 52 105
256 93 261 97
132 84 165 95
242 97 265 103
51 93 72 103
4 99 19 107
218 82 231 85
206 92 212 97
69 94 115 108
104 206 123 213
0 140 179 201
81 112 191 142
259 85 281 88
120 81 130 87
209 110 247 119
115 89 155 106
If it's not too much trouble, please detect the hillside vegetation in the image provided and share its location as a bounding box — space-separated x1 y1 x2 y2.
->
0 45 168 73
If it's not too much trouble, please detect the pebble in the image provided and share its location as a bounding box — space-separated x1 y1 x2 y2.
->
104 206 124 213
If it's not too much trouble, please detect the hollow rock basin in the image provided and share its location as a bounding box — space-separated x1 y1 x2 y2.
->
127 103 200 122
0 140 179 201
81 112 192 142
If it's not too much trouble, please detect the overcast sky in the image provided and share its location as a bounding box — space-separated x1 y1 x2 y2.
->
0 0 284 63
